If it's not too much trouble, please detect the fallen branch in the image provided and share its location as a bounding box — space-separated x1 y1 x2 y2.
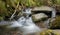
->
10 2 19 20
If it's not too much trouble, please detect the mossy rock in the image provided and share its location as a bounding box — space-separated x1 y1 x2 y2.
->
50 16 60 29
40 30 59 35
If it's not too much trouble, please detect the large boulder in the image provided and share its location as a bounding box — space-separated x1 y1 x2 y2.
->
32 13 48 22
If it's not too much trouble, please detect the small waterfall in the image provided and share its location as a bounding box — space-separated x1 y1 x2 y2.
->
51 8 56 22
18 8 40 35
8 8 40 35
51 8 56 18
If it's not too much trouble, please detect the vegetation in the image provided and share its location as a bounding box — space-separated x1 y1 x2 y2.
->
0 0 60 20
40 29 59 35
50 16 60 29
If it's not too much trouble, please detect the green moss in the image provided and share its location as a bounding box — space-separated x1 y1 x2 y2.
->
0 16 4 21
50 16 60 29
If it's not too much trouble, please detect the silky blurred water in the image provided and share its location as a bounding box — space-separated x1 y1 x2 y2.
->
8 8 40 35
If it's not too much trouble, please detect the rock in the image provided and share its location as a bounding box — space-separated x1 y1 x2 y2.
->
32 13 48 22
31 6 52 13
50 16 60 29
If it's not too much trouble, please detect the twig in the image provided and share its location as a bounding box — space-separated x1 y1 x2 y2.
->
10 2 19 20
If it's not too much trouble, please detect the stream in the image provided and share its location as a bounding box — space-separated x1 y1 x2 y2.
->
0 7 56 35
7 8 40 35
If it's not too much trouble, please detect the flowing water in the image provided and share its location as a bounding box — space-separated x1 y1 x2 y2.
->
8 8 40 35
44 8 56 28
